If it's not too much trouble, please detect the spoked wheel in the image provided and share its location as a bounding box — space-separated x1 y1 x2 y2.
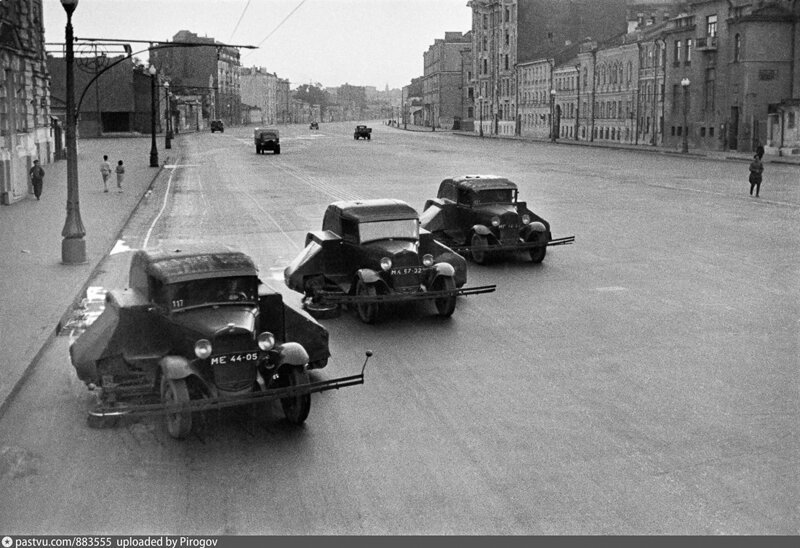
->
279 368 311 425
471 233 491 265
529 243 547 263
161 377 192 439
355 280 379 324
432 276 457 317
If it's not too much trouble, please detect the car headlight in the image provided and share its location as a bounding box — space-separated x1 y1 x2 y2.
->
380 257 392 271
194 339 212 359
491 216 500 227
521 214 531 225
422 254 434 267
257 331 275 351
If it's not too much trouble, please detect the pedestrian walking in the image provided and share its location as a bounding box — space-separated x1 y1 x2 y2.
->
748 153 763 197
100 154 112 192
115 159 125 192
29 159 45 200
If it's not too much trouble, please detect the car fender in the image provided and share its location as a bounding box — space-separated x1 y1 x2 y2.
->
472 224 492 237
433 262 455 277
277 342 310 366
522 221 547 240
356 268 381 284
160 355 196 381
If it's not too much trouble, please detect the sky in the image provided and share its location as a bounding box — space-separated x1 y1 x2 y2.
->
42 0 473 90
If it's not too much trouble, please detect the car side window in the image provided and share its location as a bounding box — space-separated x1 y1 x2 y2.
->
149 277 167 305
458 188 472 206
341 219 358 244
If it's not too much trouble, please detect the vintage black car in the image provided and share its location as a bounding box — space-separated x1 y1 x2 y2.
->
284 199 495 324
254 127 280 154
69 247 368 439
310 122 319 130
420 175 575 264
210 120 224 133
354 125 372 140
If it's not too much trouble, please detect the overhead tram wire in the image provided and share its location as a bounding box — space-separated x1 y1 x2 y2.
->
228 0 253 42
243 0 309 55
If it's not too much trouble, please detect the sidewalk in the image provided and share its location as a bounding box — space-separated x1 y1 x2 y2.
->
391 123 800 166
0 136 178 416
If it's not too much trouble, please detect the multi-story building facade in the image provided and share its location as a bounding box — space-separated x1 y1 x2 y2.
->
460 40 475 131
423 31 471 129
1 0 53 204
469 0 629 136
240 66 277 125
276 78 290 123
149 30 241 128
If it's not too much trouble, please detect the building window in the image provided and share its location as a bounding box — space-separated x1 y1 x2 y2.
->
505 55 509 70
734 34 741 62
674 40 681 66
686 39 692 65
505 32 510 46
707 15 717 37
483 14 488 29
483 59 488 74
788 112 796 128
504 7 510 22
709 127 714 137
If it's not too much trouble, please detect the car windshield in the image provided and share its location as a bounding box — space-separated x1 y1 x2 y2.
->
473 188 514 204
359 219 419 243
167 276 258 310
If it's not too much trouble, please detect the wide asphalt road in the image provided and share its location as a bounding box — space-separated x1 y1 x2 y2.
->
0 121 797 534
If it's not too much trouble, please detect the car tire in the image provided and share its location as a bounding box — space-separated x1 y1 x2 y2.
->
275 146 281 155
255 147 260 154
432 276 456 317
162 377 192 440
471 233 490 265
529 244 547 263
280 367 311 424
304 299 341 320
355 279 379 324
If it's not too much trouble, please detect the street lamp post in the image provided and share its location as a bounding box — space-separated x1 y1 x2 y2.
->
60 0 86 264
478 96 484 137
681 77 690 153
550 89 557 142
164 81 171 149
148 65 158 167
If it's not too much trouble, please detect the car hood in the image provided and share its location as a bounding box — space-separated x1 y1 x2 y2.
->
170 306 257 338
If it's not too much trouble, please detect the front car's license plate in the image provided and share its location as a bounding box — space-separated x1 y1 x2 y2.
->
391 266 424 276
210 352 259 366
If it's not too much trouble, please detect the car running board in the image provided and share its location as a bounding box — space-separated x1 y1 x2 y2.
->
316 284 497 305
450 235 575 254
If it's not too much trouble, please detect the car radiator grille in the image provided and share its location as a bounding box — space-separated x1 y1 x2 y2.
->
212 333 257 393
499 227 519 245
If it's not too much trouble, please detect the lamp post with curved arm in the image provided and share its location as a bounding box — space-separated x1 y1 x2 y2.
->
148 65 158 167
164 81 171 149
60 0 86 264
478 96 484 137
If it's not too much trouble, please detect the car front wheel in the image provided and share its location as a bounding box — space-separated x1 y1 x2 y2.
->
161 377 192 439
355 279 379 324
471 233 491 265
279 367 311 424
529 244 547 263
432 276 456 317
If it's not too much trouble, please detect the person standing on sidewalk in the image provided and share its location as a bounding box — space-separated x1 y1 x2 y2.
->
115 159 125 192
748 153 763 197
100 155 112 192
29 159 45 200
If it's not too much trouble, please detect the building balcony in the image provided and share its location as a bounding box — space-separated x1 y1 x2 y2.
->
696 36 717 51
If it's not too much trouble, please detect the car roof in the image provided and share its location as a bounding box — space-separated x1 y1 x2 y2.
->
136 246 258 284
446 175 518 191
329 199 419 222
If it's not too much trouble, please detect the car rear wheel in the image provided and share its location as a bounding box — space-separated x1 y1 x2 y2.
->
471 233 491 265
274 146 281 154
432 276 456 317
355 280 379 324
529 244 547 263
161 378 192 439
280 367 311 424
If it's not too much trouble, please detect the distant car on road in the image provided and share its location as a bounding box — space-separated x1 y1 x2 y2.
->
69 246 368 439
284 199 495 324
254 127 280 154
420 175 575 264
310 121 319 130
210 120 224 133
354 125 372 140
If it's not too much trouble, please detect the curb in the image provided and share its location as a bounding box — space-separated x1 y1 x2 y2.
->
0 159 170 419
